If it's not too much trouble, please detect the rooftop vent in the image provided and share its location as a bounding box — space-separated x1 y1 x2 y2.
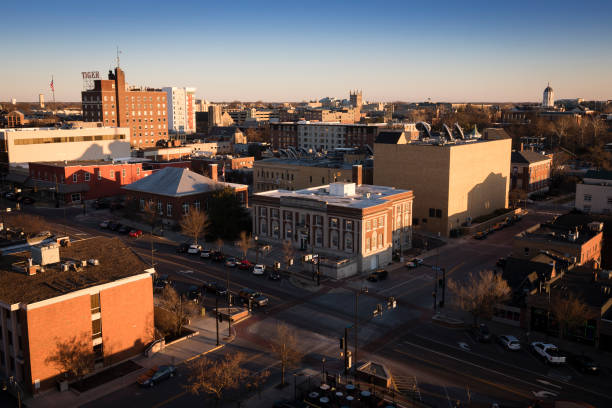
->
589 221 604 232
88 259 100 266
31 244 60 266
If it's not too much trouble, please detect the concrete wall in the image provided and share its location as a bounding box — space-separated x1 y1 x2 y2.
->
576 183 612 214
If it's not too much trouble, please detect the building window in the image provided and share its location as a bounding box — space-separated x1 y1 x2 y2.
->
194 201 200 212
84 172 90 182
607 197 612 206
90 293 101 314
122 169 126 179
331 230 339 248
315 229 323 247
345 234 353 252
167 203 172 216
584 205 591 213
366 237 371 252
372 234 377 249
73 173 78 183
345 220 353 231
136 167 140 176
366 220 371 231
97 169 101 180
157 201 163 215
92 319 102 340
260 207 267 217
330 217 338 229
429 208 435 217
71 193 81 203
378 233 383 248
110 170 114 179
139 199 145 211
285 224 292 240
584 194 592 202
435 209 442 218
260 218 268 235
271 208 279 218
373 218 378 229
182 202 189 215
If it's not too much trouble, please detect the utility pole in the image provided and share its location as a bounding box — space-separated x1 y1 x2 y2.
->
226 268 231 337
344 326 349 375
215 296 219 346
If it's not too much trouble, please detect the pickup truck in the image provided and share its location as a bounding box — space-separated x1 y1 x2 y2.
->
530 342 566 364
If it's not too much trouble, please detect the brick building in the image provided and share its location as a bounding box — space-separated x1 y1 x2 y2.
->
122 166 248 224
81 67 168 148
252 181 413 276
0 237 154 393
510 150 552 195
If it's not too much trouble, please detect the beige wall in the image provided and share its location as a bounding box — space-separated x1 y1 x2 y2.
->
1 127 131 167
374 139 511 236
254 162 354 192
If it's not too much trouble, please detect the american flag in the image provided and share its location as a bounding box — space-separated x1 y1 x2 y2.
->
50 79 54 92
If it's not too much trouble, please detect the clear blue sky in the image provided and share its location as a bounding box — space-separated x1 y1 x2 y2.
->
2 0 611 103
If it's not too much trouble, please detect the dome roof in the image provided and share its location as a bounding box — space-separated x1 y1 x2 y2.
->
544 83 553 93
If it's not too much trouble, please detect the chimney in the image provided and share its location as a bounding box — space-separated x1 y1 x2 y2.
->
352 164 362 186
209 163 218 182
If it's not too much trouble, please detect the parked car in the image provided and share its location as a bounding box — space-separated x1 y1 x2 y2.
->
99 220 111 229
118 225 131 234
153 274 172 292
412 258 424 266
204 281 228 297
93 198 110 209
176 242 191 253
474 231 488 240
496 335 521 351
187 244 202 254
530 342 566 364
493 222 505 231
186 285 202 303
367 269 389 282
566 353 600 374
211 251 226 262
129 229 143 238
473 323 492 342
225 257 238 267
20 196 35 205
200 249 211 259
238 288 269 307
268 270 281 281
405 261 418 269
252 264 265 275
137 365 176 387
108 222 121 231
238 259 253 270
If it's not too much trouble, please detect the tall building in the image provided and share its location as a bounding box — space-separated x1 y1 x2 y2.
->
163 87 196 134
349 90 363 108
0 237 155 393
374 136 511 237
81 67 168 148
542 83 554 108
38 94 44 108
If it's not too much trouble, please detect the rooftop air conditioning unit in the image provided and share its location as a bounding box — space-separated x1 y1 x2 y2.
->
88 259 100 266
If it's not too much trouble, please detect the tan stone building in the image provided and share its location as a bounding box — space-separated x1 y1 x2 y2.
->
252 181 413 276
374 137 511 236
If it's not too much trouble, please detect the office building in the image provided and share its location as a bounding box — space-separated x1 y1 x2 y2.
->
0 237 155 393
270 122 385 151
81 67 168 148
374 135 511 237
252 181 413 276
163 87 196 134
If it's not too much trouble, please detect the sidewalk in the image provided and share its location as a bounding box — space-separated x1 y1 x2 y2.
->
25 315 228 408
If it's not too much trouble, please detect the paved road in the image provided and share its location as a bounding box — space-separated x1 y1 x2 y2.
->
22 203 609 407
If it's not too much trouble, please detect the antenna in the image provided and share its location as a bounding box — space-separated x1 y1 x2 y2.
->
116 46 122 68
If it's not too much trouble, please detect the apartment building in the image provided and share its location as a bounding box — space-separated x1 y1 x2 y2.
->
81 67 168 147
252 181 413 275
576 170 612 214
0 237 154 393
163 87 196 134
0 127 131 170
374 136 511 237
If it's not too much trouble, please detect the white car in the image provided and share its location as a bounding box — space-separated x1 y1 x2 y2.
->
530 342 566 364
99 220 110 228
497 335 521 351
187 244 202 254
252 264 265 275
200 250 211 259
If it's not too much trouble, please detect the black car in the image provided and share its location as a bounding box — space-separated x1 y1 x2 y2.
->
118 225 131 234
204 281 228 296
153 274 172 292
268 270 281 281
238 288 269 307
367 269 388 282
19 196 35 205
137 365 176 387
186 285 202 303
211 251 226 262
474 323 492 342
567 353 600 374
176 242 191 253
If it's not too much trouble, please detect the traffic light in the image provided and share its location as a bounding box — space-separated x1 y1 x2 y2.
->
339 337 344 349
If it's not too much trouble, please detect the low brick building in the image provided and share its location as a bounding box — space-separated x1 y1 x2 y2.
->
0 237 155 393
122 165 248 224
510 150 552 195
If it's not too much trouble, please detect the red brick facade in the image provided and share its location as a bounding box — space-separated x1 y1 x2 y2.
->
82 68 168 148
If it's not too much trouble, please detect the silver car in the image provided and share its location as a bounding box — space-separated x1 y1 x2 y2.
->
497 335 521 351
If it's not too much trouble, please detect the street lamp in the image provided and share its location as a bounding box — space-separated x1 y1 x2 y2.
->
321 357 326 383
353 286 368 378
254 235 259 263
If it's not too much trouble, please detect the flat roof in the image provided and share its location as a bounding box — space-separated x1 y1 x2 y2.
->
0 237 149 305
256 158 355 170
516 223 600 246
255 183 411 209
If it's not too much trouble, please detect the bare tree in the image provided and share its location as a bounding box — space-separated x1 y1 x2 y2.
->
589 116 605 143
180 209 207 245
270 323 303 386
185 352 251 407
282 240 294 269
215 237 224 252
45 334 95 386
237 231 253 260
447 270 511 326
508 189 527 209
159 285 197 337
550 293 592 340
4 213 50 238
552 118 571 147
246 369 270 399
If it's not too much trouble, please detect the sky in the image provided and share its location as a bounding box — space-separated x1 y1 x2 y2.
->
2 0 612 103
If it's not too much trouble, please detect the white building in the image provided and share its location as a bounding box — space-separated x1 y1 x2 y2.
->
39 94 45 108
296 122 386 151
542 83 554 108
163 87 196 134
575 170 612 214
0 127 131 168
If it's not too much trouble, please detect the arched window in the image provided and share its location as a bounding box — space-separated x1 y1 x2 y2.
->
272 220 280 239
345 234 353 253
260 218 268 235
331 230 339 249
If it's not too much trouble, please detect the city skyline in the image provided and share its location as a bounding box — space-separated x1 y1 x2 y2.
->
2 0 612 103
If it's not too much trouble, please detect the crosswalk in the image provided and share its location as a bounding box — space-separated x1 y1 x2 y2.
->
391 374 422 401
